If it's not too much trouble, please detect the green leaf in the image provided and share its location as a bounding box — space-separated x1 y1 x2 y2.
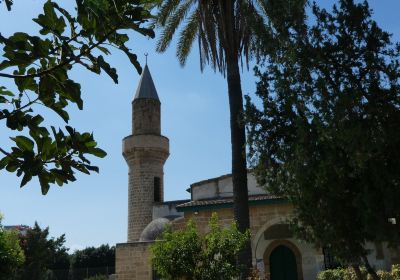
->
121 46 142 74
29 36 52 58
33 0 66 35
0 156 10 169
0 86 14 96
12 136 34 151
20 173 32 188
8 32 30 49
89 147 107 158
54 107 70 122
30 115 44 126
86 165 99 172
39 174 50 195
97 55 118 83
63 80 83 109
97 45 110 55
50 169 68 186
65 125 74 135
111 33 129 45
5 160 19 172
14 75 37 93
0 60 12 71
84 140 97 148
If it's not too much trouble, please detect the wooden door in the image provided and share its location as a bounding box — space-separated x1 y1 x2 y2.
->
269 245 298 280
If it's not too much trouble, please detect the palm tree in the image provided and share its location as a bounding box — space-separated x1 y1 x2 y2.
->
154 0 270 275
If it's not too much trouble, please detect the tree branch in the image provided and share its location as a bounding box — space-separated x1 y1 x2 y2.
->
0 147 23 163
0 97 39 120
0 27 120 79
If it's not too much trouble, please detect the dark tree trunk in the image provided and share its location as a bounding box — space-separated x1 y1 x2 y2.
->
226 55 252 278
362 255 379 280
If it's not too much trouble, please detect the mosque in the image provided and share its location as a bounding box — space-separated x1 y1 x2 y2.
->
115 65 399 280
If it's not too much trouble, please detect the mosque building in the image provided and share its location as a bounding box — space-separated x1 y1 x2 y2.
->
115 65 399 280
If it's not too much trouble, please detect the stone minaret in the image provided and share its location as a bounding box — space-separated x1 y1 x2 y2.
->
122 64 169 242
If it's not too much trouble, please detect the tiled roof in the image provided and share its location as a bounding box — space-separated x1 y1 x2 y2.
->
189 169 256 188
190 173 232 187
176 194 282 209
162 199 190 205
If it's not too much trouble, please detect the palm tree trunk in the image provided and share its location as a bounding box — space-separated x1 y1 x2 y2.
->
226 54 252 278
362 255 379 280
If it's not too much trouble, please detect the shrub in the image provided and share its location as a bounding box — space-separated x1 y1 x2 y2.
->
392 264 400 280
317 265 400 280
317 268 346 280
247 268 263 280
151 213 250 280
376 270 393 280
84 275 108 280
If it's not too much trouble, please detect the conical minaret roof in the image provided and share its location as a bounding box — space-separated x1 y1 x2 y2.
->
134 64 159 100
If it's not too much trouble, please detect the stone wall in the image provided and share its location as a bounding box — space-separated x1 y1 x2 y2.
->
172 202 324 280
132 99 160 135
172 203 294 236
116 242 153 280
126 158 165 242
123 135 169 242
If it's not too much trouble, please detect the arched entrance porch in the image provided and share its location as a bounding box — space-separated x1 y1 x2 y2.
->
263 240 303 280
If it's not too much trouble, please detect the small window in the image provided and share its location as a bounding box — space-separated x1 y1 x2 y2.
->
154 177 161 202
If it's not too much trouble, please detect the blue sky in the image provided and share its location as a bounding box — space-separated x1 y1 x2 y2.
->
0 0 399 251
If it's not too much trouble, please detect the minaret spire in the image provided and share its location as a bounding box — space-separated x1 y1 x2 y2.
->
123 63 169 242
134 60 159 100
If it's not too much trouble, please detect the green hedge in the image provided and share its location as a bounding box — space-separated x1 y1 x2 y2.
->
317 265 400 280
84 275 108 280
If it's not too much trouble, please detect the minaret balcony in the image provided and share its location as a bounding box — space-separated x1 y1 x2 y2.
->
122 134 169 162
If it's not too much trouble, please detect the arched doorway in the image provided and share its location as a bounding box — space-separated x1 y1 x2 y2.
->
263 240 303 280
269 245 298 280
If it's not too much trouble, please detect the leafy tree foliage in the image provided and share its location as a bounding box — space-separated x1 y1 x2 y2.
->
71 244 115 279
245 0 400 279
151 213 250 280
0 214 25 280
83 275 108 280
0 0 154 194
15 222 69 280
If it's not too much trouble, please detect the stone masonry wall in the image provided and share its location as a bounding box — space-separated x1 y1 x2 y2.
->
172 203 293 236
116 242 153 280
132 99 160 135
126 151 166 242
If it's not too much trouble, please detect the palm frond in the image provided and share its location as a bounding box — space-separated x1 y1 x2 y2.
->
157 0 180 26
177 9 200 66
239 2 269 68
155 0 306 73
156 0 195 52
198 21 209 72
199 1 223 71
